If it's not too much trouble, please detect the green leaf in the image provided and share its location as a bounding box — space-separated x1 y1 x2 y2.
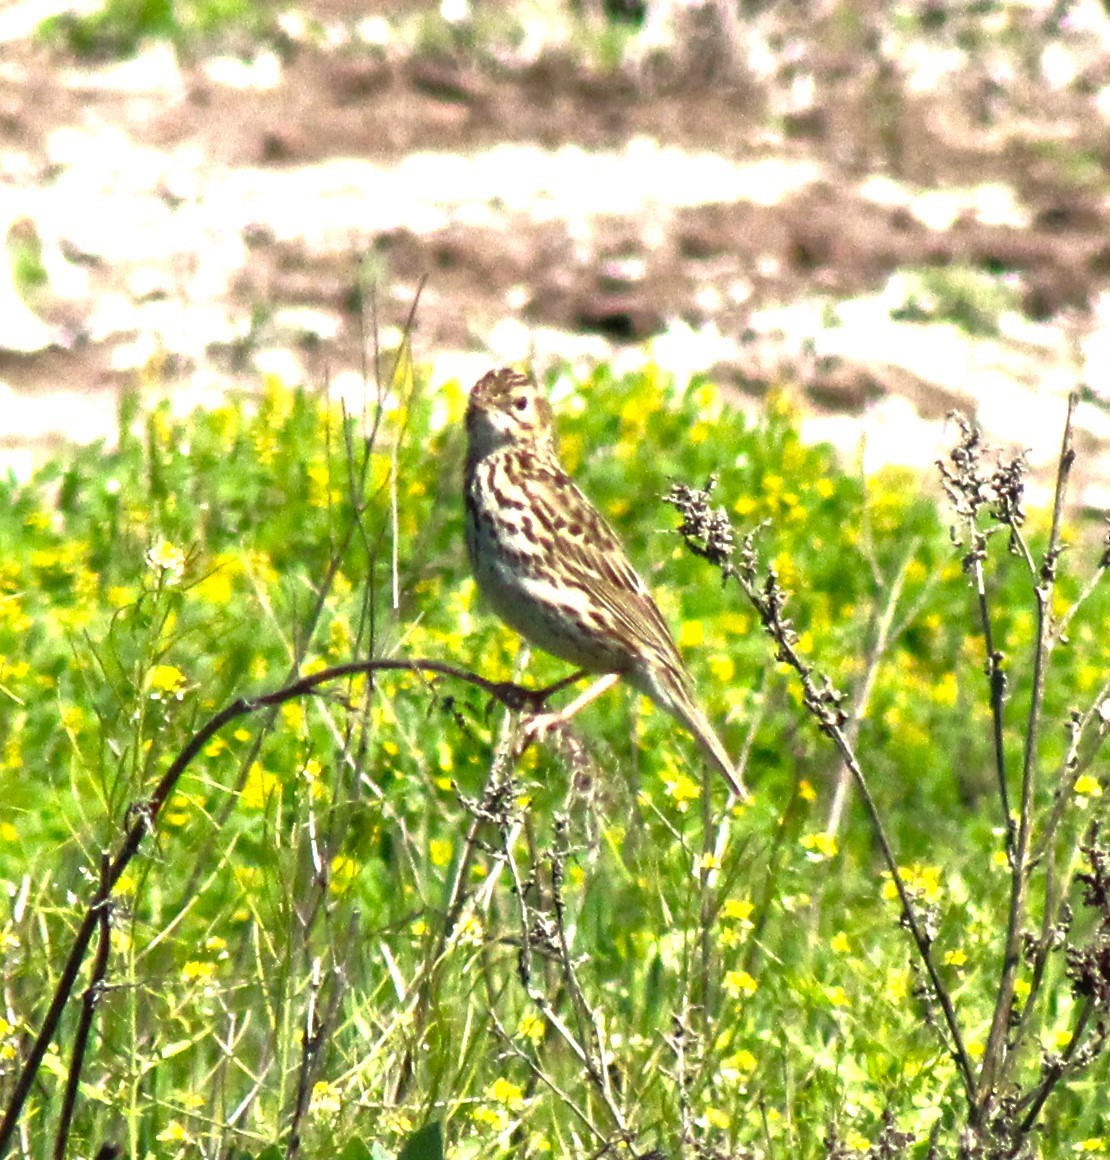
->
337 1138 378 1160
398 1120 444 1160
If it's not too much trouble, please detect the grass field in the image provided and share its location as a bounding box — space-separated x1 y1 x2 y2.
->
1 362 1108 1158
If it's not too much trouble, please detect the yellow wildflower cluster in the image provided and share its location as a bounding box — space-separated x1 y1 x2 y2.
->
0 1015 16 1062
801 832 838 861
882 863 943 905
330 855 359 895
723 969 758 999
664 772 702 811
148 664 187 701
241 763 281 810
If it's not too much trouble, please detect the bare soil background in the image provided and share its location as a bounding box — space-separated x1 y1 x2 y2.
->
2 0 1109 500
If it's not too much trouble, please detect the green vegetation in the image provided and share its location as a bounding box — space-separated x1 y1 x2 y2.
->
889 266 1023 337
5 223 47 302
37 0 272 59
0 365 1107 1157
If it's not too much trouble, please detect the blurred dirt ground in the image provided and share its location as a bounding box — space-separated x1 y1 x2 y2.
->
1 0 1108 502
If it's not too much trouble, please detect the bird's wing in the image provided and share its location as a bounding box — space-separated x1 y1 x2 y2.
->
526 462 692 684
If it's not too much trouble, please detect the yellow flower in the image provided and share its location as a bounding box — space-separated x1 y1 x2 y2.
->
245 549 279 586
702 1106 731 1130
310 1081 342 1118
382 1109 414 1137
194 567 233 604
241 762 280 810
944 949 968 967
722 1049 757 1075
723 969 758 999
0 601 32 633
801 832 838 861
156 1121 190 1143
60 705 84 732
430 839 453 868
282 702 306 731
1074 775 1102 799
884 968 909 1003
691 382 720 412
55 605 94 631
148 664 187 701
678 620 704 648
517 1013 545 1044
882 863 942 904
163 793 192 827
932 672 959 706
720 898 754 923
664 773 702 810
720 612 751 635
327 617 352 657
471 1106 507 1129
330 855 358 894
708 654 735 683
486 1078 525 1109
831 932 850 954
300 758 326 799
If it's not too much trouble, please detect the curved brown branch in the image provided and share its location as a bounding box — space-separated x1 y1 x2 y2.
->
0 657 576 1158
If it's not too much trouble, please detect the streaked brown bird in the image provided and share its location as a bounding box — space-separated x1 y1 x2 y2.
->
464 367 748 800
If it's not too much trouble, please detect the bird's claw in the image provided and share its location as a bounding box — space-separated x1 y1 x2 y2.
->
521 711 565 747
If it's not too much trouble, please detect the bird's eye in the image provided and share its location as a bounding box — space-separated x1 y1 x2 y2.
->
513 396 528 412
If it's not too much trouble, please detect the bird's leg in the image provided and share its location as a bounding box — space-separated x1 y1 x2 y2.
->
521 672 621 747
533 669 590 704
486 669 589 714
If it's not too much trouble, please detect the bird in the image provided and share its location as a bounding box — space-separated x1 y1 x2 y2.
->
463 367 748 800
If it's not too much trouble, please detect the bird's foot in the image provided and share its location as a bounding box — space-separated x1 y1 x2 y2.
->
520 710 566 748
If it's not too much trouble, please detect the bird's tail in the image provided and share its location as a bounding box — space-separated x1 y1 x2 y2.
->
644 672 751 798
675 696 750 801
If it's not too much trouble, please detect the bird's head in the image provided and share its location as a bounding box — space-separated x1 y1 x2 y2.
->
465 368 554 458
